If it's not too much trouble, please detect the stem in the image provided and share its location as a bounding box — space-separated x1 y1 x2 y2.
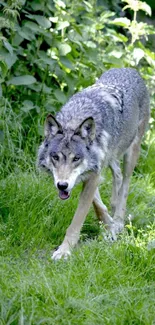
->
133 10 137 22
131 9 137 45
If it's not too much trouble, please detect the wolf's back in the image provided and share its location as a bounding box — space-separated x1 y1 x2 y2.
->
97 68 150 121
57 68 149 154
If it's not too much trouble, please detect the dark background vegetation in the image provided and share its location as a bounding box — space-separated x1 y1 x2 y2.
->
0 0 155 178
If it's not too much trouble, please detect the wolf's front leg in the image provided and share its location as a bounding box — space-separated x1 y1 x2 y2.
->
52 173 100 260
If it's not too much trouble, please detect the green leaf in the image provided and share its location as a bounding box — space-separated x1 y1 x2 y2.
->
7 75 37 86
12 33 24 46
38 51 55 66
57 21 70 30
114 33 128 43
22 100 34 108
33 15 51 29
83 0 93 10
49 17 58 23
122 1 151 16
38 125 44 136
109 50 123 59
54 89 67 104
45 103 56 112
28 83 52 94
3 41 13 55
56 0 66 8
85 41 96 48
144 49 155 67
0 84 2 97
0 130 4 142
21 100 34 112
133 48 144 65
139 2 152 16
24 21 41 33
5 54 17 69
30 2 44 10
18 29 34 41
58 44 71 56
0 60 8 78
42 84 52 94
102 55 123 66
60 57 74 70
26 14 51 29
111 18 130 27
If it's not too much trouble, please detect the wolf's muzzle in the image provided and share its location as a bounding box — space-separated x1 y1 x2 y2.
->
57 182 68 190
57 182 70 200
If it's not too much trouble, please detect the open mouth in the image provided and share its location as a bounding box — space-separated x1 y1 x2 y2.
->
59 190 70 200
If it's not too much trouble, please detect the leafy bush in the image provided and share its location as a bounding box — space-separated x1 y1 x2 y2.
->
0 0 155 176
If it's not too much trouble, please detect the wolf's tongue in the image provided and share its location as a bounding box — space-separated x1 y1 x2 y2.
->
59 190 70 200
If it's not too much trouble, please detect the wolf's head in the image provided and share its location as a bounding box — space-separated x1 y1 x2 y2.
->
38 114 96 200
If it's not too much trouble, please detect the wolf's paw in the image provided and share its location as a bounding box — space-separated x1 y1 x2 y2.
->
102 221 124 242
110 221 124 240
52 244 71 261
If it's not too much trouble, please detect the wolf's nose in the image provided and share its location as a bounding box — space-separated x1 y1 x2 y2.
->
57 182 68 190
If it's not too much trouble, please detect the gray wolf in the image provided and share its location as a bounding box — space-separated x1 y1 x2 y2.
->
38 68 150 260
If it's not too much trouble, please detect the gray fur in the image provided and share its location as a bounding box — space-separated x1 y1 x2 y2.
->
38 68 149 175
37 68 150 260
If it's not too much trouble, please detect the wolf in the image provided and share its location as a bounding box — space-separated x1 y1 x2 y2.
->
38 68 150 260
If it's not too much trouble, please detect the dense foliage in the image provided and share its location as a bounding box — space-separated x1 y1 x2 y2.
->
0 0 155 176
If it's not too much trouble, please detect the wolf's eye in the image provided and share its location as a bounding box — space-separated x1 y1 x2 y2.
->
73 156 80 162
44 140 48 148
52 154 59 161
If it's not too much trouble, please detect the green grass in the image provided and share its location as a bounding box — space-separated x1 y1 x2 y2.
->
0 120 155 324
0 240 155 325
0 148 155 324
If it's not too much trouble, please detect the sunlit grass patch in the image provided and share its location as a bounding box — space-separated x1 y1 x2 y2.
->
0 234 155 324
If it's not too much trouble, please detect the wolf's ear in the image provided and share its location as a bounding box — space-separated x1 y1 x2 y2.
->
45 114 63 137
75 117 96 142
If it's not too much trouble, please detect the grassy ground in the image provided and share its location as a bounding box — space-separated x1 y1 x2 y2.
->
0 133 155 324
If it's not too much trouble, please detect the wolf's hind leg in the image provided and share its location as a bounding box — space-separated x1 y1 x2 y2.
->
109 160 123 216
93 188 114 228
52 173 99 260
112 133 142 236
